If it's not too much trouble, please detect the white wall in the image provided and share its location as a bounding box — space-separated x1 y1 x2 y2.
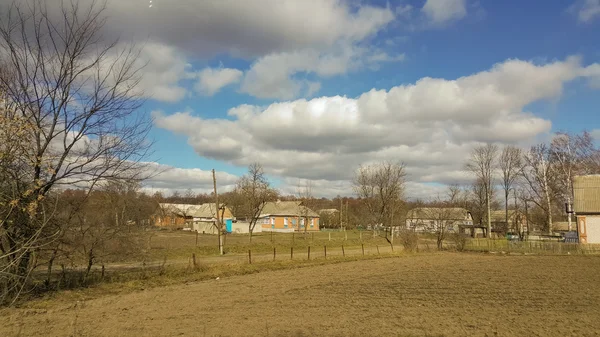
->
229 222 263 234
586 215 600 244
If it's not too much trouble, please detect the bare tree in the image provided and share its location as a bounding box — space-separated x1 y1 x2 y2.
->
296 179 315 237
521 144 555 234
0 1 150 303
499 146 522 232
235 163 277 241
550 131 600 231
466 144 498 238
353 161 406 243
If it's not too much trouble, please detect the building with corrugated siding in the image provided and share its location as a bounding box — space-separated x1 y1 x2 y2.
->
573 175 600 244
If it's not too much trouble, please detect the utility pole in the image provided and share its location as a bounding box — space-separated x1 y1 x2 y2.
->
339 198 343 230
345 199 349 229
212 169 223 255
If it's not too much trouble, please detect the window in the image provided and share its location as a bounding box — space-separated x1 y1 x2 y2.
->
270 217 274 225
300 218 304 227
310 218 314 227
284 218 288 228
292 219 297 225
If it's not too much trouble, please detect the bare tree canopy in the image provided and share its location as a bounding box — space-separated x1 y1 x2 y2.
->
521 144 555 234
234 163 277 241
499 145 522 231
466 144 498 238
353 161 406 242
0 1 150 304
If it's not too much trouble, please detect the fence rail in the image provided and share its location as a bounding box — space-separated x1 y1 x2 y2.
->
466 239 600 254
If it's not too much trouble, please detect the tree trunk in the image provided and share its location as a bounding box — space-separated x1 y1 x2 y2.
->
486 190 492 238
84 250 94 282
567 195 572 232
505 191 509 233
45 249 58 287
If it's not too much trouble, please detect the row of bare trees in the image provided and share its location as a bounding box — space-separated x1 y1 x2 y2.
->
466 131 600 237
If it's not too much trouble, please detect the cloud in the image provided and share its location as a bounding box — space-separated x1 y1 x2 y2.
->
3 0 399 102
95 42 193 103
577 0 600 22
154 57 599 197
591 129 600 140
422 0 467 25
240 46 405 100
29 0 394 59
142 162 239 195
195 67 243 96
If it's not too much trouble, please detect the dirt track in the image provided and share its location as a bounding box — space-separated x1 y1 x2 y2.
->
2 253 600 337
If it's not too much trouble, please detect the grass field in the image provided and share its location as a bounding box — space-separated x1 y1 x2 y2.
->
4 253 600 337
147 230 396 260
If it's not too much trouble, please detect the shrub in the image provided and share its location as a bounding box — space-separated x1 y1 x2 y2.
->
398 230 419 252
451 233 469 252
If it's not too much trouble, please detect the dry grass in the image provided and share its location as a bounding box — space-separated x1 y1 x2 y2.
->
3 253 600 337
146 230 395 260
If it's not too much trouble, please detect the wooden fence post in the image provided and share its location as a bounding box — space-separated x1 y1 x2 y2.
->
192 253 197 269
342 245 345 257
328 232 331 242
362 244 365 256
291 247 294 260
248 250 252 264
376 245 380 255
195 231 198 247
308 246 311 260
273 247 276 261
324 245 327 259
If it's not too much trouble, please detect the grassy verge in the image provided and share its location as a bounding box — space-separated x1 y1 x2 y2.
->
19 251 413 309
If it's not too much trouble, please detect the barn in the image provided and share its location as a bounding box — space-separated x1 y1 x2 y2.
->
574 175 600 244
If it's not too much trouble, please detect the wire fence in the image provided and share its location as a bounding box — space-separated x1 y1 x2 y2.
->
465 238 600 255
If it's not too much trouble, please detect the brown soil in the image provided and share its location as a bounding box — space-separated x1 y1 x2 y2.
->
2 253 600 337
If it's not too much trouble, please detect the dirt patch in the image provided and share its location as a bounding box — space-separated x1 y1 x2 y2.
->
2 253 599 337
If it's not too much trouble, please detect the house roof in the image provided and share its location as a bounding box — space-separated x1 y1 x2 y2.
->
552 222 571 232
318 208 340 214
489 210 523 223
159 203 227 218
406 207 471 220
573 175 600 214
260 201 319 217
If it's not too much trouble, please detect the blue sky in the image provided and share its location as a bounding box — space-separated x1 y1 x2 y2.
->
77 0 600 198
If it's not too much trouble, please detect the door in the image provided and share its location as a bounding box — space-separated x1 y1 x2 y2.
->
578 216 587 244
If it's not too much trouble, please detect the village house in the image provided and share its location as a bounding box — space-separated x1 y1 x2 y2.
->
259 200 320 232
153 203 234 234
574 175 600 244
489 210 528 235
405 207 474 235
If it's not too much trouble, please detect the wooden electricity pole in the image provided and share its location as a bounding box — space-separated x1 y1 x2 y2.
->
339 198 343 229
212 169 223 255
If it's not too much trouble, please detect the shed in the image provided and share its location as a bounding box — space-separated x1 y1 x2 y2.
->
573 175 600 244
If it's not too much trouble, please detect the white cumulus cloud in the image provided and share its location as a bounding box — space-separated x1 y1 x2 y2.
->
195 67 244 96
154 57 599 196
422 0 468 25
